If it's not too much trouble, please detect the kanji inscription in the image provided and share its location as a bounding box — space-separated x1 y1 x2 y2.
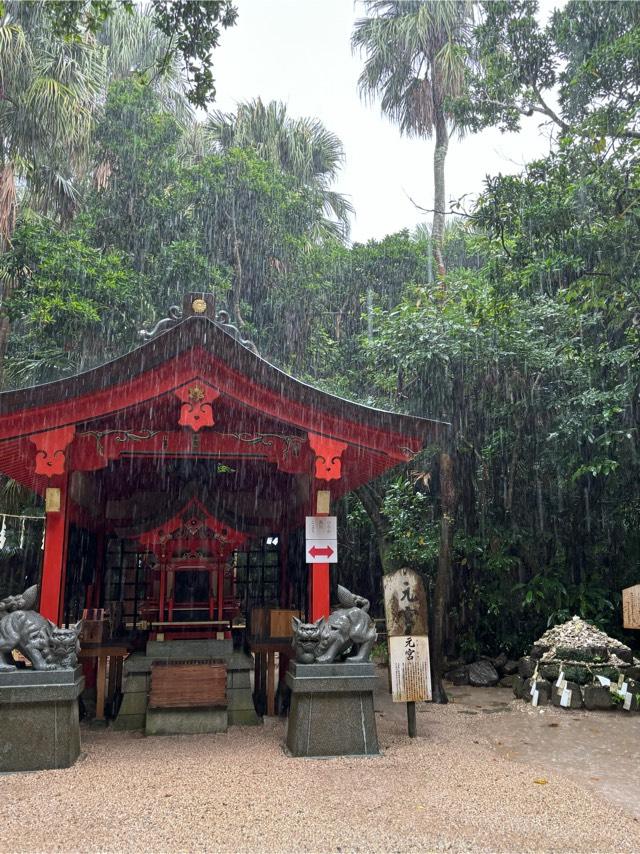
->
383 567 428 637
389 635 432 702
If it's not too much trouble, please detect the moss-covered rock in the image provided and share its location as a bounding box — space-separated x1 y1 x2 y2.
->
518 656 536 679
530 643 550 660
521 678 551 705
590 665 622 682
555 645 608 663
539 662 560 681
562 664 592 685
551 680 583 709
582 685 613 710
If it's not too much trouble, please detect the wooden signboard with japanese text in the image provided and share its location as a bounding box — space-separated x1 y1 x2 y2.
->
622 584 640 630
388 635 432 703
383 568 432 703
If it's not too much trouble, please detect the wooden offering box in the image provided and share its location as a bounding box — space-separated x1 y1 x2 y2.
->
250 607 302 640
149 661 227 709
269 608 302 639
80 608 109 644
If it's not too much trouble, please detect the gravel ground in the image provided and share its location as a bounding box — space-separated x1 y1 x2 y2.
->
2 681 639 853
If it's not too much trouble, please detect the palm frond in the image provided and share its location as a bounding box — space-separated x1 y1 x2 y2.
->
97 4 193 127
204 98 351 238
352 0 474 138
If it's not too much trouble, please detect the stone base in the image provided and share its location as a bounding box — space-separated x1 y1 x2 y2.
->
551 680 584 709
113 640 260 733
145 707 227 735
0 667 84 771
285 661 379 758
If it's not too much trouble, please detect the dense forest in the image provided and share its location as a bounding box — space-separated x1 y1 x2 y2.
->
1 0 638 677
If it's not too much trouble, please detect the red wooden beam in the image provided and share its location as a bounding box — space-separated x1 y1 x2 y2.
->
40 476 69 624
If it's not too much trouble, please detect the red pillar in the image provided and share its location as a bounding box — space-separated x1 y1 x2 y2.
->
310 563 330 622
40 476 70 624
308 486 331 622
306 435 345 622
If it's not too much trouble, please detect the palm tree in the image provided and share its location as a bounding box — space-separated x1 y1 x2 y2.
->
204 98 353 240
352 0 473 277
0 3 105 239
0 2 105 375
97 5 193 128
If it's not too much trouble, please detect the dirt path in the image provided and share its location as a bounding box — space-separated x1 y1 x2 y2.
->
445 683 640 820
1 677 639 853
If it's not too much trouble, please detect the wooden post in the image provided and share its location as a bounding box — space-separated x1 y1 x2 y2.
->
95 654 107 722
217 565 224 622
158 569 166 622
40 476 69 624
407 701 417 737
267 651 275 716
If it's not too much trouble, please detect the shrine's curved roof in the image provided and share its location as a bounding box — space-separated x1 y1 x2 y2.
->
0 303 449 447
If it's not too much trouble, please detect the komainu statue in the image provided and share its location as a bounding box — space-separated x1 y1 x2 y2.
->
0 585 82 672
292 585 377 664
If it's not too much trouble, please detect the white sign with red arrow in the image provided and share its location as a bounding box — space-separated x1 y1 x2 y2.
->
305 516 338 564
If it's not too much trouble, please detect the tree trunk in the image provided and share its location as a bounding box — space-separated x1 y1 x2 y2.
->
432 108 449 281
229 198 245 328
355 483 395 575
431 450 457 704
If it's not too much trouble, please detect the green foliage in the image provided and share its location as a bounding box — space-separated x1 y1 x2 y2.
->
2 213 142 384
46 0 238 107
452 0 640 143
382 479 439 570
205 98 352 239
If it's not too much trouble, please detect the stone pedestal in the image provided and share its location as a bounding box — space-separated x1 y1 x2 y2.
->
0 667 84 771
285 661 379 757
145 707 228 735
113 639 260 733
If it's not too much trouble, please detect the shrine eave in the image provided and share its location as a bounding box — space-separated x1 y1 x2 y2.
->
0 314 449 449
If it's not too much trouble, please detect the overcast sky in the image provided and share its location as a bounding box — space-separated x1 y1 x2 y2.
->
211 0 561 244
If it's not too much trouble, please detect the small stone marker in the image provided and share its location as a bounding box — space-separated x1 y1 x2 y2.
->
383 568 432 737
622 584 640 629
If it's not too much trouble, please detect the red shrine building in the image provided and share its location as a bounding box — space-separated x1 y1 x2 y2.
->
0 294 444 720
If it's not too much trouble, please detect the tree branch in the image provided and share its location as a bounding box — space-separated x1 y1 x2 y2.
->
406 193 473 218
